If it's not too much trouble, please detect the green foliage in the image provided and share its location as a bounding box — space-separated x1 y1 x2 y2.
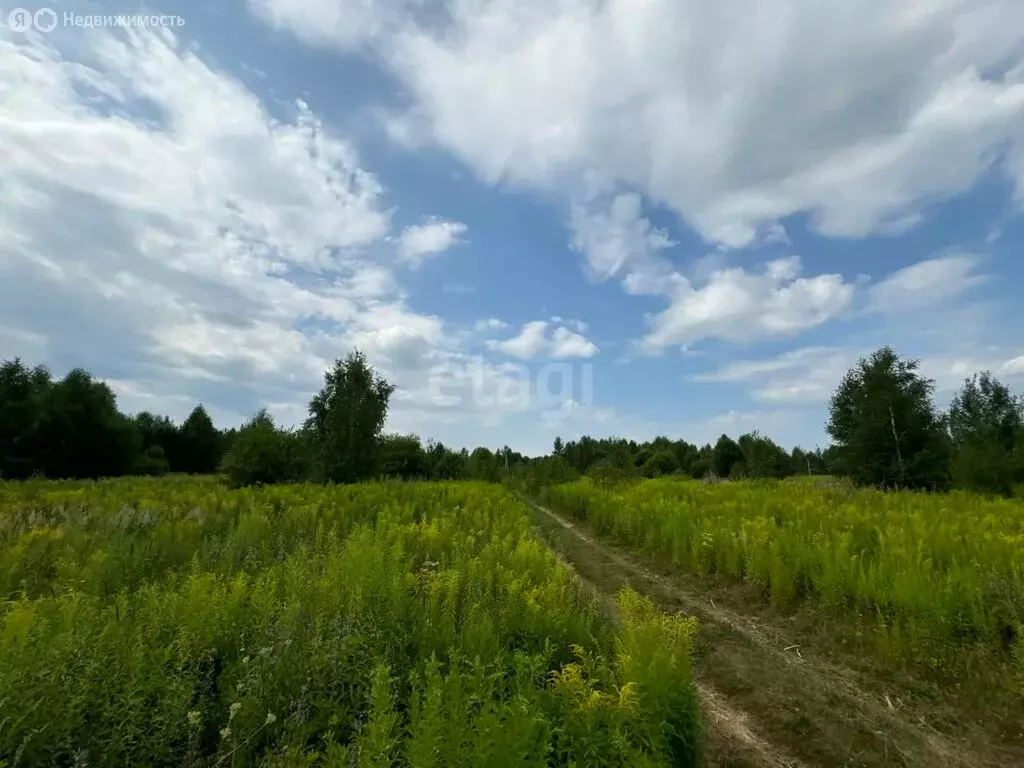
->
0 477 702 766
711 434 744 478
828 347 950 489
508 455 579 495
133 443 171 476
220 410 307 487
178 405 223 475
377 433 429 479
541 478 1024 687
465 447 501 483
0 359 50 479
0 358 234 480
948 372 1024 496
305 350 396 484
734 431 792 479
587 457 639 487
642 449 679 478
33 367 139 479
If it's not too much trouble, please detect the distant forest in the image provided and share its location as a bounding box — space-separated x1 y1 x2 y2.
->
2 346 1022 496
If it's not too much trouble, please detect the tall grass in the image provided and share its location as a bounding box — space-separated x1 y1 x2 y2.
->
0 478 701 766
541 477 1024 687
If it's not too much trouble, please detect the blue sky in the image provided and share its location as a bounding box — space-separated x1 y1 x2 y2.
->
2 0 1023 456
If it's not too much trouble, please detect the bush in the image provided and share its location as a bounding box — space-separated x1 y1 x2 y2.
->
219 410 307 487
132 444 169 476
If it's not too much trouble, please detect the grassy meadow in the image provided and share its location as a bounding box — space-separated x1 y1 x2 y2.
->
0 478 701 767
541 477 1024 690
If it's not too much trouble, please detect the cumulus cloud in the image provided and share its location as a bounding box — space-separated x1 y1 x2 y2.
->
694 347 861 403
1001 356 1024 376
250 0 1024 248
639 257 856 353
474 317 509 332
396 217 468 264
0 25 528 436
696 344 1024 408
569 192 676 284
0 26 391 409
868 254 989 313
247 0 418 50
251 0 1024 366
488 320 598 360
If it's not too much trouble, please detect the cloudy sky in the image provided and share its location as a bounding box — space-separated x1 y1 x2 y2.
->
2 0 1023 455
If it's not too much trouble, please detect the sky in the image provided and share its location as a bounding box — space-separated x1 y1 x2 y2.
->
1 0 1023 456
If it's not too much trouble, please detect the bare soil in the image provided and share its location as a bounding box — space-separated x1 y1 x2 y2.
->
527 498 1023 768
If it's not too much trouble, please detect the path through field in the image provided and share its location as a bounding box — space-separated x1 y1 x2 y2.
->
527 499 1020 768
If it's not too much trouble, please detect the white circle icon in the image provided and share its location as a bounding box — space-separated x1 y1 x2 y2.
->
33 7 57 32
7 8 33 32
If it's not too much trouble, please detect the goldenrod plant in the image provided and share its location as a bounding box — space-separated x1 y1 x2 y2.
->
541 477 1024 685
0 478 701 766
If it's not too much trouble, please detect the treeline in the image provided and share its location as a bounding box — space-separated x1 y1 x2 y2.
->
544 347 1024 496
547 432 828 483
3 346 1022 496
0 353 529 486
0 360 228 480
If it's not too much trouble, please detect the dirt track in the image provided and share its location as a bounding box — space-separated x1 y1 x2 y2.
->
527 498 1018 768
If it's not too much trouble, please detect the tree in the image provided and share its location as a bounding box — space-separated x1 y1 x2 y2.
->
305 350 396 484
178 404 222 474
0 359 50 479
642 449 679 478
552 436 564 457
466 446 501 482
220 410 306 487
33 368 138 479
133 444 170 476
711 434 744 478
425 440 466 480
947 372 1024 495
378 433 428 479
827 347 949 489
735 431 791 479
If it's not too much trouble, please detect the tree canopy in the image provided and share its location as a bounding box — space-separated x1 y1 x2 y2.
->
3 344 1022 495
304 350 396 484
827 347 950 490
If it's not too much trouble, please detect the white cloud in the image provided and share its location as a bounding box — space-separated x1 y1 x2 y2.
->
474 317 509 332
0 25 505 438
640 257 856 353
868 254 988 313
1002 356 1024 376
569 192 676 285
259 0 1024 248
694 346 859 404
696 344 1024 410
489 320 598 360
396 217 468 264
489 321 548 359
551 326 598 358
253 0 1024 372
247 0 416 50
919 353 1024 394
0 326 48 362
567 195 856 352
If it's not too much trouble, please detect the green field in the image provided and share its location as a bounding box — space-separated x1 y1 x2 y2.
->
541 477 1024 688
0 478 700 767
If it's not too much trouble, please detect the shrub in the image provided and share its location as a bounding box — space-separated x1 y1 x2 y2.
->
219 410 307 487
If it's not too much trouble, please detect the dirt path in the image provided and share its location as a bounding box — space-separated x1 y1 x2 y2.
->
527 499 1016 768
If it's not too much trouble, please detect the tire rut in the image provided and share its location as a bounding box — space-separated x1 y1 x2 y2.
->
526 498 997 768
